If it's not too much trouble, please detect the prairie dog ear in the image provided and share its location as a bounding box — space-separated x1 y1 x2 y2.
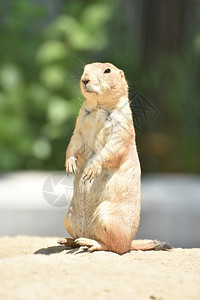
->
119 70 125 79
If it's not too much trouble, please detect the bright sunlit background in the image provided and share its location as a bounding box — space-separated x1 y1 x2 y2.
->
0 0 200 247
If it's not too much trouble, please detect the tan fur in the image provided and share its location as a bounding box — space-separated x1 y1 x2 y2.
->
60 62 171 254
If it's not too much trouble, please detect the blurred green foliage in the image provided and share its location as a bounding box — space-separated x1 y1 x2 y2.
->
107 1 200 173
0 0 112 170
138 11 200 173
0 0 199 173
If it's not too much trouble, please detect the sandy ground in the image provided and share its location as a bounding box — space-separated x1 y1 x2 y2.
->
0 236 199 300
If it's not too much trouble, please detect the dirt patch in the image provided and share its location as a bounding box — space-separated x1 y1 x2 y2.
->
0 236 199 299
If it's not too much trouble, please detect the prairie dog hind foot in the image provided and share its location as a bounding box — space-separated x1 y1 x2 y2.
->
75 238 107 252
57 237 107 252
57 237 79 248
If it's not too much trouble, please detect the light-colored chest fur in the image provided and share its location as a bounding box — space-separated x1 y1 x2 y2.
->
79 107 112 156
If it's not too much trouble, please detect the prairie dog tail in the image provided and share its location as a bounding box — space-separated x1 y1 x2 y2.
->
131 239 172 251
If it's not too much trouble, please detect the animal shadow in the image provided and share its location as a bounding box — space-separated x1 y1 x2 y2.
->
34 245 86 255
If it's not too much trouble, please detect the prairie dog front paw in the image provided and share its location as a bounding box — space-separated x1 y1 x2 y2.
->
82 160 102 182
65 157 77 174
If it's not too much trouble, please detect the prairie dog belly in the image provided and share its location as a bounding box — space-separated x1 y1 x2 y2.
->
67 163 141 239
67 133 141 239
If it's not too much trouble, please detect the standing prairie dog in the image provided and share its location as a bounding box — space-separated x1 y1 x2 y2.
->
58 62 171 254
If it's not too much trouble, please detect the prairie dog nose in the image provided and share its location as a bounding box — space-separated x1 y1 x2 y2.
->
82 79 90 85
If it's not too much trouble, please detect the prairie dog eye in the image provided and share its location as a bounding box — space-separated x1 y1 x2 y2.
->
104 68 111 74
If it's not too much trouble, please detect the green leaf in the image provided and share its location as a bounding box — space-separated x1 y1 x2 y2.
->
37 40 68 64
81 3 112 30
47 97 74 125
40 66 66 89
33 137 52 159
0 64 23 90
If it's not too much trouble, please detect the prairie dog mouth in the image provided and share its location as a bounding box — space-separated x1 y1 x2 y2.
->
84 86 98 94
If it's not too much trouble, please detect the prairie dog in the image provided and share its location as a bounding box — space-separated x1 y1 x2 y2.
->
58 62 171 254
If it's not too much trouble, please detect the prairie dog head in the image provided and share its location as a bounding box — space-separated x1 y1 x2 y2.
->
80 62 128 106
